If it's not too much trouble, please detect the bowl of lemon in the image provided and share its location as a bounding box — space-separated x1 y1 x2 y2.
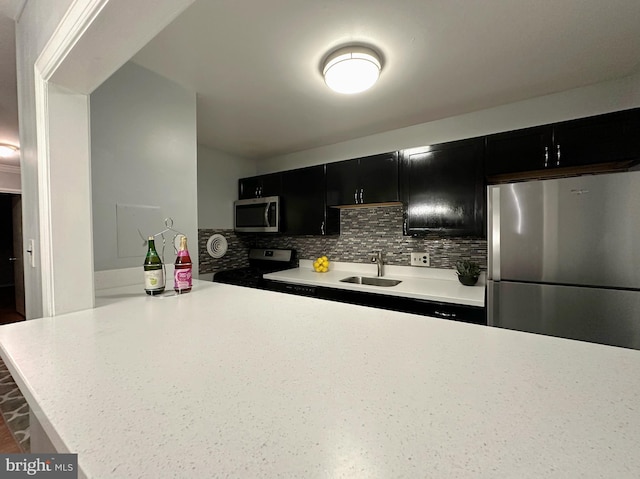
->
313 256 330 273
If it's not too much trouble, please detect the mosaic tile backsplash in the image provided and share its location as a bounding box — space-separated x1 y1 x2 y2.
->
199 205 487 275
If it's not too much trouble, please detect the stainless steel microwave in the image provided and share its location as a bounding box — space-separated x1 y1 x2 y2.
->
234 196 280 233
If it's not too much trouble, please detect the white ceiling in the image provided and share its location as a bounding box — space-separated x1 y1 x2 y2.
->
0 0 24 20
1 0 640 168
132 0 640 160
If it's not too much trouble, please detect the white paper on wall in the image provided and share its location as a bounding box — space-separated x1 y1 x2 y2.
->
116 204 162 258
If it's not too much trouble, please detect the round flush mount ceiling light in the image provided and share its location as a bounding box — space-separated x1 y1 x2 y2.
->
322 46 382 94
0 143 19 158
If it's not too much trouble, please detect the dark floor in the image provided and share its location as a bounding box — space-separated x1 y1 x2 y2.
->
0 285 27 452
0 416 21 453
0 286 24 326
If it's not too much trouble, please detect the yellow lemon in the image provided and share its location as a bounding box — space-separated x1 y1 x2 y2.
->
313 256 328 272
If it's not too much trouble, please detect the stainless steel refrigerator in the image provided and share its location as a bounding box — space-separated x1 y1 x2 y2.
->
487 170 640 350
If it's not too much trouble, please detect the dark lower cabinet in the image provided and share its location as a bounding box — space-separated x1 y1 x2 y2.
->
322 288 486 325
401 138 485 237
281 165 339 235
264 280 486 325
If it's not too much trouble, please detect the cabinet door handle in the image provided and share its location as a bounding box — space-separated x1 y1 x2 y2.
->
359 188 364 204
354 189 358 204
255 187 259 197
556 144 561 167
434 310 456 319
544 146 549 168
320 221 325 235
403 219 407 235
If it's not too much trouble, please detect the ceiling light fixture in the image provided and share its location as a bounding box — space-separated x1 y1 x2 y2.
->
322 46 382 94
0 143 19 158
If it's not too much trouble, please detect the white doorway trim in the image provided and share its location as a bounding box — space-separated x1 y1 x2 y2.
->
33 0 111 316
32 0 195 316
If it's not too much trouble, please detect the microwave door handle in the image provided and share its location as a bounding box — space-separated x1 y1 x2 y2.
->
264 202 271 227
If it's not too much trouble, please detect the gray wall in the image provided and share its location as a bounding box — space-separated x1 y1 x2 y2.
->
0 168 20 192
91 62 198 272
258 71 640 173
15 0 75 319
197 144 256 229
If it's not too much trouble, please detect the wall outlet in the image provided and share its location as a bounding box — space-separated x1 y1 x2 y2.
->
410 252 430 267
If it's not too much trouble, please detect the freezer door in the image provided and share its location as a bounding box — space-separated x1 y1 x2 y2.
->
492 171 640 289
488 280 640 350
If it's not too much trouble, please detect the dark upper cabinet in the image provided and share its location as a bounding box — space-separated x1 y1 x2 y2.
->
553 109 640 167
326 152 399 206
485 126 552 176
486 108 640 178
326 159 358 206
401 138 485 237
281 165 339 235
238 173 282 199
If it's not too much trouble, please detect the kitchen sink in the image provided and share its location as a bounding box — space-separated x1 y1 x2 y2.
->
340 276 402 287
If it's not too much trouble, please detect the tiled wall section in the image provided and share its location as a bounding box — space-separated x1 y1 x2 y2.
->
198 229 252 274
199 205 487 274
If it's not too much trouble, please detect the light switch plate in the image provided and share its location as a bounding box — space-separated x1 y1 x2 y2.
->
27 239 35 268
410 252 430 267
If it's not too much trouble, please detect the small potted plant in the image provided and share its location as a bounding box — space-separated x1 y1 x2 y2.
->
456 260 481 286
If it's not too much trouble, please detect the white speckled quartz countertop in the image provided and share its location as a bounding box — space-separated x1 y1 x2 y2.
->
264 260 486 307
1 280 640 478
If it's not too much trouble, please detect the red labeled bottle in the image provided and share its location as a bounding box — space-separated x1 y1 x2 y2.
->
174 235 192 293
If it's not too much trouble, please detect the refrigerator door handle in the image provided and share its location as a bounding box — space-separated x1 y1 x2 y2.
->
488 185 501 281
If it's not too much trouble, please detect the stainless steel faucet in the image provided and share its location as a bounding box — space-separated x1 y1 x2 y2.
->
370 251 384 277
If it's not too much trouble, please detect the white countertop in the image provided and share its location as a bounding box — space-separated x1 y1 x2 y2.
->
1 280 639 478
264 260 486 307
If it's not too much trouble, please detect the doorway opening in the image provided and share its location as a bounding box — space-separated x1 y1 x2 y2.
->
0 192 25 325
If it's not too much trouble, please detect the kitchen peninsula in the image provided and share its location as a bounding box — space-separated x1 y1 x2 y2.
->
1 280 639 478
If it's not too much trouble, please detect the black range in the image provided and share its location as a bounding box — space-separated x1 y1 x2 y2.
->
213 248 297 290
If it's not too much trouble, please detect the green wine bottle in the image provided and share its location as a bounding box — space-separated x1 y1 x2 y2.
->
144 236 165 295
